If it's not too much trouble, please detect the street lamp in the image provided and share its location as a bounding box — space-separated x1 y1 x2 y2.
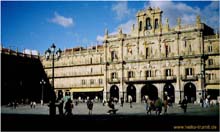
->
40 79 46 106
45 43 62 116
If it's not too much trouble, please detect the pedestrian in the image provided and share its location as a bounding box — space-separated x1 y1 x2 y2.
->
33 101 36 108
163 99 168 114
103 100 106 106
87 99 93 115
205 97 210 108
58 99 64 116
120 97 124 107
128 95 133 108
145 98 149 112
64 98 74 116
200 97 204 107
30 101 33 108
155 98 162 115
147 100 154 115
181 96 188 113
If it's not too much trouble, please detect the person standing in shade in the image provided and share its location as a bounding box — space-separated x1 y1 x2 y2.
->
181 96 188 113
120 97 124 107
87 99 93 115
64 98 74 116
58 98 64 116
128 95 133 108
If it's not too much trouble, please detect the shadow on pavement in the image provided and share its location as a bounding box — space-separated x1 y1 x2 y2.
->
2 114 219 131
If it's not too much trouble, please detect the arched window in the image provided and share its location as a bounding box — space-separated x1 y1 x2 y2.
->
155 19 159 29
146 18 151 30
139 21 142 31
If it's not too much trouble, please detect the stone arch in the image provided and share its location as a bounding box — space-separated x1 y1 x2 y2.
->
184 82 196 103
163 83 175 103
141 84 158 101
110 85 119 100
127 84 136 102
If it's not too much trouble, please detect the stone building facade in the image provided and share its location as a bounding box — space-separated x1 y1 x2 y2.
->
41 7 219 103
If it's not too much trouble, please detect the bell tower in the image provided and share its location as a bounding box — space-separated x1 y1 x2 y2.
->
136 7 163 35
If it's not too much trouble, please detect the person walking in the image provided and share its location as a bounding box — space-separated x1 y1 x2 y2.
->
120 97 124 107
64 98 74 116
181 96 188 113
155 98 162 115
87 99 93 115
163 99 168 115
128 95 133 108
58 98 64 116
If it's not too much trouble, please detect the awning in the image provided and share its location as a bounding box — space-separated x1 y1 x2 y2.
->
206 85 220 90
70 88 104 92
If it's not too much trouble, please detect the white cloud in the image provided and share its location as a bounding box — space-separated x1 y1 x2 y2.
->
51 12 74 28
146 1 219 32
96 35 104 42
147 1 200 26
23 49 38 55
112 1 133 20
118 19 136 34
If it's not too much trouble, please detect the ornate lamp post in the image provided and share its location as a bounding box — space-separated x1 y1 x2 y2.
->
45 43 62 116
40 79 46 106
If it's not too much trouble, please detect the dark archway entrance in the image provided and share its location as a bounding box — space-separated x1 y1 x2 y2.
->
184 83 196 103
141 84 158 101
127 84 136 102
163 83 175 103
110 85 119 100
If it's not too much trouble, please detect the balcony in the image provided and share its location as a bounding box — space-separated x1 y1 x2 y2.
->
205 79 220 84
124 75 176 83
181 75 198 81
205 64 220 70
107 78 120 84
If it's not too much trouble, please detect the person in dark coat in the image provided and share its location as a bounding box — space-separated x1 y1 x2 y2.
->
87 99 93 115
181 96 188 113
64 98 73 116
120 97 124 107
58 99 64 116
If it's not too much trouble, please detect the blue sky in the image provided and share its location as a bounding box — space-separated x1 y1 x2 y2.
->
1 1 219 55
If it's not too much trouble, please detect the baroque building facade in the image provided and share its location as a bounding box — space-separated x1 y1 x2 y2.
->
41 7 219 103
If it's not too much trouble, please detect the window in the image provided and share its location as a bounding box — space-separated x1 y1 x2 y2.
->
184 40 187 48
146 48 149 59
139 21 142 31
165 69 171 76
91 68 93 73
111 51 117 61
90 79 94 85
208 45 212 53
155 19 159 29
82 80 86 85
165 44 169 57
111 72 117 79
208 73 214 80
146 18 151 30
189 44 192 52
90 58 92 64
185 68 193 76
146 70 151 77
128 71 134 78
100 57 103 63
208 59 213 65
99 79 103 84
